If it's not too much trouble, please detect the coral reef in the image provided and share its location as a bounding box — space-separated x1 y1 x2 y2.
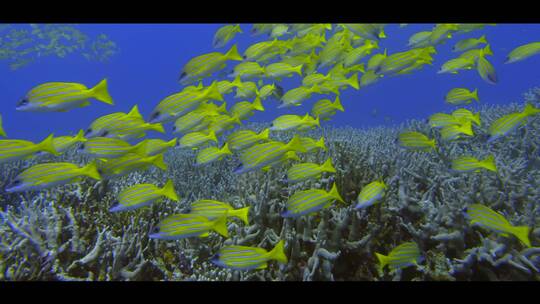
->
1 87 539 281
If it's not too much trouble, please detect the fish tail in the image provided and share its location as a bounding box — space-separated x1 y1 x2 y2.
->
220 142 232 155
258 128 270 140
473 112 481 125
268 240 288 264
317 137 327 151
313 115 321 128
375 252 389 271
523 103 540 116
211 215 229 238
224 44 243 61
294 64 303 76
161 179 179 202
329 182 345 203
132 139 149 156
37 134 60 156
472 88 479 101
310 84 323 94
511 226 531 247
461 121 474 135
75 129 87 142
89 79 114 105
218 101 228 114
0 117 6 137
150 154 167 171
321 157 336 173
167 138 177 147
231 206 250 225
483 44 493 56
378 29 386 39
80 160 102 181
348 73 360 90
235 24 243 33
208 130 218 143
150 123 165 133
479 35 487 44
204 81 225 102
481 155 497 172
333 96 345 112
286 135 307 153
127 104 142 119
231 75 243 88
252 96 264 111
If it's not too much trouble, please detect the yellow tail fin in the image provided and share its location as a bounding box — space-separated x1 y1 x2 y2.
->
375 252 389 272
258 128 270 140
328 182 345 203
234 24 243 34
149 123 165 134
472 89 479 102
74 129 87 142
127 104 142 119
149 154 167 171
204 81 225 102
472 112 481 126
217 102 228 114
224 44 243 61
231 75 243 88
310 84 323 94
220 142 232 155
252 96 264 111
316 137 327 151
481 155 497 172
161 179 179 202
511 226 531 247
294 64 303 76
320 157 336 173
211 215 229 238
313 115 321 128
167 138 177 147
286 135 307 153
207 130 218 143
268 240 288 264
479 35 487 44
89 79 114 105
231 206 250 225
36 134 60 156
460 121 473 136
523 103 540 116
483 44 493 56
132 139 149 156
333 96 345 112
80 160 101 181
348 73 360 90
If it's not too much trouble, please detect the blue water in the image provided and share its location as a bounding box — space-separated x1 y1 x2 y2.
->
1 23 540 141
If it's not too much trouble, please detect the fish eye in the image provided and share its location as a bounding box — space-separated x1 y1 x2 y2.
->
11 180 21 186
85 128 92 135
79 143 85 150
152 226 160 233
111 201 119 207
179 72 187 80
172 126 176 131
151 112 160 120
101 131 109 137
17 98 29 107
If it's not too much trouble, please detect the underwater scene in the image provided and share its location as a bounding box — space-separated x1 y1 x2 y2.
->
0 23 540 281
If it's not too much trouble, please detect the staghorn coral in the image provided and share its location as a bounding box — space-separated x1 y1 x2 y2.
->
1 87 539 281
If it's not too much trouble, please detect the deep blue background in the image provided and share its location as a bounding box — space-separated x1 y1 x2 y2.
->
1 24 539 142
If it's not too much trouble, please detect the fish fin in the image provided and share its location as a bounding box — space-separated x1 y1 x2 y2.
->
36 134 60 156
132 140 149 156
204 81 225 102
150 154 167 171
231 75 243 88
79 100 91 107
74 129 87 142
481 155 497 172
220 142 232 156
316 137 327 151
375 252 389 272
333 96 345 112
328 182 345 203
523 103 540 116
89 78 114 105
231 206 250 225
127 105 143 119
256 263 268 269
224 44 243 61
286 134 307 153
472 88 479 101
258 128 270 140
320 157 336 173
167 138 177 147
294 64 303 76
150 123 165 133
211 215 229 238
267 240 288 264
252 96 264 111
80 160 102 181
207 130 218 143
511 226 531 247
199 232 210 238
479 35 487 44
348 73 360 90
161 179 179 202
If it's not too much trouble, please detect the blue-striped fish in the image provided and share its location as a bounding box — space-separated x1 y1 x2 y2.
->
488 103 540 142
235 135 307 174
366 49 387 71
79 137 148 158
5 161 101 192
196 143 233 165
317 37 352 69
465 204 531 247
149 213 229 240
149 82 224 124
302 73 332 87
360 70 382 87
451 109 481 126
208 114 243 136
299 136 326 153
0 114 6 137
453 35 488 52
110 179 179 212
375 242 422 272
244 39 283 62
445 88 479 105
376 47 435 76
229 61 266 80
85 105 142 138
459 44 493 62
355 180 387 210
430 24 458 44
440 121 473 141
16 79 114 112
105 118 164 141
178 130 218 149
270 24 289 38
295 24 332 37
213 24 242 49
190 199 249 225
97 153 167 178
0 134 59 164
259 83 283 101
143 138 177 156
264 62 303 79
46 130 87 155
438 57 475 74
250 24 274 37
287 33 326 55
211 240 287 270
398 132 436 151
451 155 497 173
281 182 345 218
408 31 432 48
428 113 465 128
343 39 379 68
505 42 540 64
270 114 320 131
279 85 322 108
217 76 243 95
234 81 260 100
286 157 336 183
311 97 345 121
172 103 225 134
226 128 270 151
179 44 243 85
230 97 265 120
343 24 386 41
476 55 497 84
261 151 300 172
